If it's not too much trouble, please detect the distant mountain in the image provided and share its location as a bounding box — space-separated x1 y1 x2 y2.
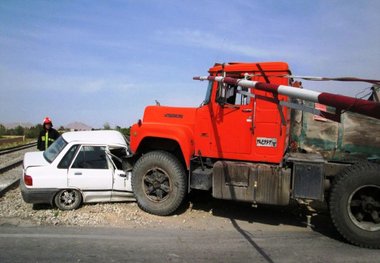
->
2 122 34 129
65 122 93 131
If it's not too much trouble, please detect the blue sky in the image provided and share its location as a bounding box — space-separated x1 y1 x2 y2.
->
1 0 379 128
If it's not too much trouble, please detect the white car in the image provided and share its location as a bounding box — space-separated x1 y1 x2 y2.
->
21 130 134 210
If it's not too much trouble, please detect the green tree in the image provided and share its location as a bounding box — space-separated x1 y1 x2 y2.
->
103 122 111 130
0 124 6 137
25 124 43 138
14 125 24 136
115 126 131 137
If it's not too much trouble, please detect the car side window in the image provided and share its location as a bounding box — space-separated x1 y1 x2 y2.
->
71 146 108 169
58 144 79 169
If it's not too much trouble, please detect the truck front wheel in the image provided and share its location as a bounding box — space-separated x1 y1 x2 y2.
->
329 163 380 248
132 151 187 216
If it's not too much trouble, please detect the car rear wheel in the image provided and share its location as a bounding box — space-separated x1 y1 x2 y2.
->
54 189 82 210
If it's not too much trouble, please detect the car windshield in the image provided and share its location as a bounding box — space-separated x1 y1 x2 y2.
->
43 136 68 163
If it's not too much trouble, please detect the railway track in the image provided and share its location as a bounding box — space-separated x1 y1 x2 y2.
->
0 142 37 196
0 141 37 155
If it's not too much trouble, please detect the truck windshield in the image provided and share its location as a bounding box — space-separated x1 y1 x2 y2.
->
201 81 213 105
43 136 68 163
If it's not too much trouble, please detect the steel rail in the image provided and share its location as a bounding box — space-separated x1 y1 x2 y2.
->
0 177 20 197
0 143 36 196
0 160 23 196
0 142 37 156
0 158 23 174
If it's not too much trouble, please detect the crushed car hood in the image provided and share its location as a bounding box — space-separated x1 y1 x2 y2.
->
23 151 49 168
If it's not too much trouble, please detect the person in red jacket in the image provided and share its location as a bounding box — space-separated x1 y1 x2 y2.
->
37 117 61 151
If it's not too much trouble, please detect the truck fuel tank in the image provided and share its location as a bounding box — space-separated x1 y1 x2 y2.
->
212 161 291 206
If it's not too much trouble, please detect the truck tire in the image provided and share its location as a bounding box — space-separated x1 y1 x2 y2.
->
329 163 380 248
132 151 187 216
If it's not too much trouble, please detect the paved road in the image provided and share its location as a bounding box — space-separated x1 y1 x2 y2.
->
1 222 379 263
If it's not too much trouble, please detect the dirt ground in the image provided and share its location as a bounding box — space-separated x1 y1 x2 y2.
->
0 185 334 237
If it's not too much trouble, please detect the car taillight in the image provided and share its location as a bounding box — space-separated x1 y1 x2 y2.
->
24 175 33 186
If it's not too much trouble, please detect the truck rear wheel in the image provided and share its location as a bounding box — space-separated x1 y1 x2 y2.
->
132 151 187 216
329 163 380 248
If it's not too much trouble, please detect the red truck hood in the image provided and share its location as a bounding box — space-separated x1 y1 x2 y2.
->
129 105 197 155
142 105 197 126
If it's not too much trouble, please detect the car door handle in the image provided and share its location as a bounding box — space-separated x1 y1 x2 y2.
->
74 172 82 175
242 109 252 112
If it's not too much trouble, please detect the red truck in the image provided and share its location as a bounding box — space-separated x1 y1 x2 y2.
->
127 62 380 248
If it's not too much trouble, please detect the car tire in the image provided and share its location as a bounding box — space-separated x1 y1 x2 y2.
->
329 163 380 248
132 151 187 216
54 189 82 210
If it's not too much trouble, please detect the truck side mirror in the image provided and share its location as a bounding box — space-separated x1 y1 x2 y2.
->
216 95 226 106
216 83 227 106
216 84 238 107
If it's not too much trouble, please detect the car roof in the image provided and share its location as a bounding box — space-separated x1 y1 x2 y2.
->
62 130 128 147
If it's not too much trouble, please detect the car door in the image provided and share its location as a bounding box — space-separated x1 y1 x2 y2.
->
111 169 133 201
67 145 113 202
105 147 133 201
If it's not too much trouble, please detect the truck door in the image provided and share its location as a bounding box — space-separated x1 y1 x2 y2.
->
211 83 253 155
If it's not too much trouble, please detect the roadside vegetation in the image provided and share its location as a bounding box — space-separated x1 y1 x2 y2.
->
0 123 130 149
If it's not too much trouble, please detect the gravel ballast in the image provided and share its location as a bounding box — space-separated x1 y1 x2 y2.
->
0 187 237 230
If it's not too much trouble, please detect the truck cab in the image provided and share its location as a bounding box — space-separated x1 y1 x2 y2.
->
193 62 291 163
130 62 291 166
